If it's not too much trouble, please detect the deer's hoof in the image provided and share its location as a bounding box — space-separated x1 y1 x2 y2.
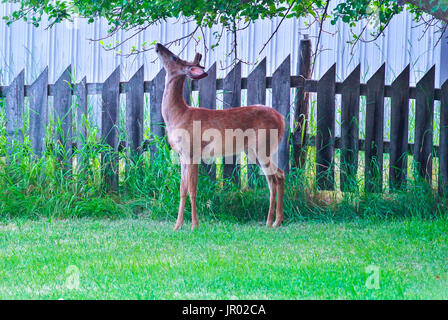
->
191 223 198 231
174 223 183 231
266 220 273 228
273 220 283 228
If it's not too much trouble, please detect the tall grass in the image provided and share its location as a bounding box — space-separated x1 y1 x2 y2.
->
0 80 446 223
0 124 446 223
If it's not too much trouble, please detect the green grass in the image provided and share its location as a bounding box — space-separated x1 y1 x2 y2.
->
0 218 446 299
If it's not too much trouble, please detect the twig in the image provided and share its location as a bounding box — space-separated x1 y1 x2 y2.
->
311 0 331 76
258 1 297 55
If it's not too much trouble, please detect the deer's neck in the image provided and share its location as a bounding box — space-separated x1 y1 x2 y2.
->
161 74 188 128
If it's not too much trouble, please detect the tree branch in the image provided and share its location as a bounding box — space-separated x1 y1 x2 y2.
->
403 0 448 23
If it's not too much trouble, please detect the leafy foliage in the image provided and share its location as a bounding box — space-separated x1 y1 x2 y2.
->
1 1 442 46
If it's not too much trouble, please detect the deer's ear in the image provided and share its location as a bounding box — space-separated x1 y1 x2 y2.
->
186 66 207 80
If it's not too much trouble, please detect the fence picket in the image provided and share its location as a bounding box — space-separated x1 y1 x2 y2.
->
293 37 312 169
439 80 448 194
316 64 336 190
199 63 217 180
247 58 266 185
390 65 410 190
184 78 192 105
365 64 385 193
74 77 87 170
223 62 241 183
75 77 87 142
149 68 166 157
54 66 73 165
101 66 120 191
5 70 24 150
272 55 291 175
414 66 435 183
340 64 360 191
29 67 48 156
126 65 144 157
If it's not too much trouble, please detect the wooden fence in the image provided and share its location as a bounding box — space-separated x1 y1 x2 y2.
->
0 50 447 194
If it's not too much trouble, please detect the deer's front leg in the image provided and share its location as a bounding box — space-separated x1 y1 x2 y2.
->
187 164 199 230
174 163 188 230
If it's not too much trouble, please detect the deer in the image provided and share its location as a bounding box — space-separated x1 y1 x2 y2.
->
155 43 285 230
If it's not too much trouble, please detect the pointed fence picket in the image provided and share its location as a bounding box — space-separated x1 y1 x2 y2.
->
414 66 435 184
439 81 448 195
28 67 48 157
246 58 266 185
389 65 410 190
149 68 166 159
126 65 145 158
272 55 291 176
101 66 120 191
74 76 88 170
316 64 335 190
365 64 385 193
222 62 242 184
340 65 360 192
54 65 73 166
5 70 24 151
199 63 217 181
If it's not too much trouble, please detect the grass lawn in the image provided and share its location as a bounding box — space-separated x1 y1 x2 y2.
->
0 217 447 299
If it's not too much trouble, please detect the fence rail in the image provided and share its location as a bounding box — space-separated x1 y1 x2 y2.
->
1 47 447 194
1 76 447 99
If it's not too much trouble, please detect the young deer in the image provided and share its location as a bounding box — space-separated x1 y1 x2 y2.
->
155 43 285 230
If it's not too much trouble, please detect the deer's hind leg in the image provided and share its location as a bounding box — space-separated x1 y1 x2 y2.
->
262 158 285 227
265 174 277 227
253 153 284 227
272 166 285 227
247 148 276 227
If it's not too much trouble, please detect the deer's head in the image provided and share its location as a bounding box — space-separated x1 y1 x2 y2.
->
155 43 207 80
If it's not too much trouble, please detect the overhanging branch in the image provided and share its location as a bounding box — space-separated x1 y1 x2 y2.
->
404 0 448 23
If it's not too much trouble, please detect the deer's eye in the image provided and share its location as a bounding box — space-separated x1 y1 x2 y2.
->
171 55 179 62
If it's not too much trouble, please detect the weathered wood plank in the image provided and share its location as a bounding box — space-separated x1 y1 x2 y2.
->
74 77 88 172
389 65 410 190
29 67 48 156
74 77 87 147
272 55 291 175
247 58 266 185
5 69 25 153
199 63 217 180
101 66 121 191
439 80 448 195
184 78 192 105
414 66 435 183
293 36 312 169
53 65 73 165
365 64 385 193
340 64 360 192
149 68 166 157
316 64 336 190
223 62 241 183
247 58 267 106
126 65 144 157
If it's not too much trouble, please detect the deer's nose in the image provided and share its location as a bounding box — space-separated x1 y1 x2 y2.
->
155 43 161 53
